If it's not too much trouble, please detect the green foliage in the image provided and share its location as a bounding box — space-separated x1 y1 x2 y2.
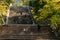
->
0 0 14 4
0 0 14 24
29 0 60 30
0 13 5 24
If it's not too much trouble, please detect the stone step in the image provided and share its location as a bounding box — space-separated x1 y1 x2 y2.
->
0 25 58 40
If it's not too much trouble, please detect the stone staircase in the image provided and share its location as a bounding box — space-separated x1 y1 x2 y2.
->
0 5 58 40
0 24 58 40
36 26 58 40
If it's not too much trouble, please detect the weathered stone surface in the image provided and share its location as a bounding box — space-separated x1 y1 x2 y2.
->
0 24 37 39
8 6 34 24
0 24 58 40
